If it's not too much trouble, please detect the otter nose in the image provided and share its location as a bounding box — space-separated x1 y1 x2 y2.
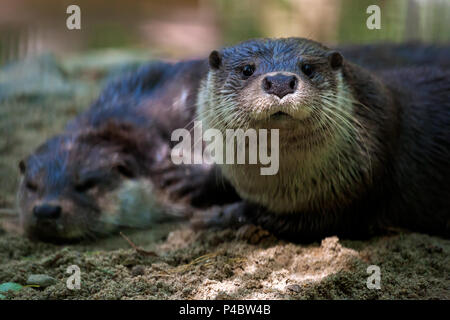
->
262 74 298 98
33 204 61 220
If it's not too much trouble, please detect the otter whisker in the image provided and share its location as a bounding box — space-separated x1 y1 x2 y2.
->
319 94 373 178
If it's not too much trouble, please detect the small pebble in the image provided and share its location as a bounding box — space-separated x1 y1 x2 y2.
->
27 274 57 288
286 284 301 293
131 265 145 276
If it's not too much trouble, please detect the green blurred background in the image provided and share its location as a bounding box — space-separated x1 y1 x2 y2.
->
1 0 449 64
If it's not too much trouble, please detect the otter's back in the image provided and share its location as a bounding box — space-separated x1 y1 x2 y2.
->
380 67 450 235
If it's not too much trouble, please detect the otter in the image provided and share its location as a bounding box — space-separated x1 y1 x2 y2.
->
194 38 450 241
17 61 237 241
17 38 450 242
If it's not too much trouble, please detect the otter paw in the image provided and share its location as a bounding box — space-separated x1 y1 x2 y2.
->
236 224 275 245
190 202 248 229
154 161 208 201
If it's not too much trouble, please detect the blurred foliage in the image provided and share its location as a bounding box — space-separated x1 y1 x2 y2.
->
0 0 449 64
215 0 265 44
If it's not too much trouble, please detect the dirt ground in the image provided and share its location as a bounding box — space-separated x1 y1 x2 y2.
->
0 52 449 300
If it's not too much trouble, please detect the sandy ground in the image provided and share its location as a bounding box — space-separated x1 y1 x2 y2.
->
0 52 449 300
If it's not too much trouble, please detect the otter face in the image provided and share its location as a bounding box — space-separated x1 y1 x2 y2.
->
201 38 346 137
200 38 374 213
17 123 159 242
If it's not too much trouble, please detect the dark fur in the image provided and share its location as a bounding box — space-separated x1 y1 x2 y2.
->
197 39 449 241
242 65 450 241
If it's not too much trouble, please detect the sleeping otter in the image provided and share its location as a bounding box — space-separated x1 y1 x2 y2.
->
17 38 450 242
18 122 175 241
17 61 236 241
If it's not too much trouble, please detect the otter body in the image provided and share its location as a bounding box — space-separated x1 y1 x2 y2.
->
18 38 450 242
17 60 212 241
227 65 450 240
196 39 450 240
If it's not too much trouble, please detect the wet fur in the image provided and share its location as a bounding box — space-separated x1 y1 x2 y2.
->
18 61 210 241
198 38 449 240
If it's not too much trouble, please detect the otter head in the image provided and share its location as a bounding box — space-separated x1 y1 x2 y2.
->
199 37 379 213
17 121 163 242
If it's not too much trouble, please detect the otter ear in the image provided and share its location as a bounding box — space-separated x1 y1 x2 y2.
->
19 160 26 174
80 121 150 163
209 50 222 69
328 51 343 70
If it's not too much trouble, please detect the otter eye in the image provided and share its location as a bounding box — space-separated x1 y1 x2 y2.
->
75 178 98 192
19 160 26 174
242 65 255 77
26 181 38 192
116 164 135 178
301 64 314 77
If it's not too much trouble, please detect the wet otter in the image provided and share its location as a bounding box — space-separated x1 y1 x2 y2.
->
197 38 450 240
17 60 239 241
17 38 450 242
18 122 172 241
17 61 213 241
